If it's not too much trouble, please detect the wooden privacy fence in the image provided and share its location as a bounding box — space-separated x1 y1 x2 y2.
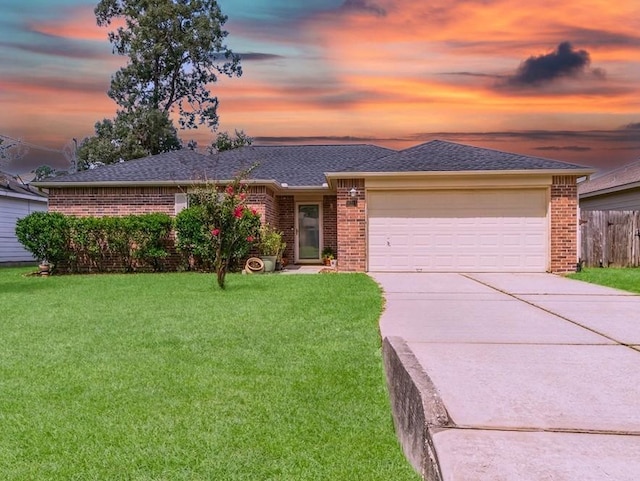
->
580 210 640 267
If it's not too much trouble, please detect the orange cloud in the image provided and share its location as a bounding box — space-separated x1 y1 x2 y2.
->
3 0 638 171
29 7 123 42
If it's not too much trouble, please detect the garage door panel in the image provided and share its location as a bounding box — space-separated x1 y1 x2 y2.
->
502 256 523 268
368 189 548 272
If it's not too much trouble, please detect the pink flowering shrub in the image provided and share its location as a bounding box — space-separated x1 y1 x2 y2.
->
176 176 261 288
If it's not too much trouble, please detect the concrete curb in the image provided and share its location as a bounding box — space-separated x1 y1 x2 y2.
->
382 336 452 481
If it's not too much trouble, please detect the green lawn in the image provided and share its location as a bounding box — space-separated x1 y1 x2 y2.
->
0 267 418 481
568 267 640 294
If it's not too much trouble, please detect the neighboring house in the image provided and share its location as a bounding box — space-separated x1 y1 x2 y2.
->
33 140 593 273
579 159 640 210
0 171 48 264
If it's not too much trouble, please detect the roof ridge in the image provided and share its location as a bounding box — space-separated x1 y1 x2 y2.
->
588 157 640 181
248 143 392 148
579 158 640 194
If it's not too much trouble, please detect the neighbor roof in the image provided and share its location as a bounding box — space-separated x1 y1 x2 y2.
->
578 159 640 196
34 140 591 188
346 140 590 173
0 171 48 200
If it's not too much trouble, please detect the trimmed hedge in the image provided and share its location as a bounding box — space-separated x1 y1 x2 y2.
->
16 212 173 274
174 205 216 271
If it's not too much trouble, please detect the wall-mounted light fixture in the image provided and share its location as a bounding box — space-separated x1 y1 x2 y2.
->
347 187 359 207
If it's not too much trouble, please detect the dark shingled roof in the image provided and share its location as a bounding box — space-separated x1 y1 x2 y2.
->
199 144 395 185
37 140 589 188
48 149 206 183
347 140 589 172
578 159 640 195
1 171 47 199
43 144 395 187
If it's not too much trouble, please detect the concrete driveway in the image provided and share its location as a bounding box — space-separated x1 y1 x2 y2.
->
372 272 640 481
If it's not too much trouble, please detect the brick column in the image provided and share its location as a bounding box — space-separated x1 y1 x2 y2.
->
550 176 579 273
322 195 338 255
276 195 295 262
336 179 366 272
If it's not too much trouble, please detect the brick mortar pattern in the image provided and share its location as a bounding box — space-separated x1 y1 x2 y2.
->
550 176 579 273
336 179 366 272
48 186 180 217
276 196 295 262
323 195 338 256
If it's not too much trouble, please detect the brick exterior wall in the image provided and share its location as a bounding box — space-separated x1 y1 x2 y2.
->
247 186 278 226
550 175 579 273
336 179 366 272
48 186 180 217
323 195 338 256
48 186 182 272
47 176 579 274
276 195 295 262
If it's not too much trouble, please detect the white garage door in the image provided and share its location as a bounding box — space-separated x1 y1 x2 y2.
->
368 189 548 272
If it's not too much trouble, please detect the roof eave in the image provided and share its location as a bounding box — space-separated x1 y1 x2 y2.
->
278 185 333 193
579 180 640 198
0 190 48 202
33 178 285 190
325 168 595 179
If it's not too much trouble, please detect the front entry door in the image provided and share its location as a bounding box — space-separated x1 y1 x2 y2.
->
296 203 321 263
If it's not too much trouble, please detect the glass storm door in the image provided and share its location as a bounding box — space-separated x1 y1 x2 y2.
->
297 203 321 262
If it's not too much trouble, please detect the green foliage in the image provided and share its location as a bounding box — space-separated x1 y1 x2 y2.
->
189 178 261 288
174 205 216 270
322 246 336 260
95 0 241 131
15 212 71 269
258 223 285 256
15 212 173 273
67 216 106 271
210 129 253 153
76 108 181 170
129 213 174 271
568 267 640 294
31 165 65 181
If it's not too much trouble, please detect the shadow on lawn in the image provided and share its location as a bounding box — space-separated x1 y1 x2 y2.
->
0 273 58 295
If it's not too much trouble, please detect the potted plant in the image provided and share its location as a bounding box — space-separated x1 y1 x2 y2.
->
258 224 285 273
321 247 335 266
275 240 288 271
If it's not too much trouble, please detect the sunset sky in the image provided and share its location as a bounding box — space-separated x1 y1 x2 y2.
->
1 0 639 174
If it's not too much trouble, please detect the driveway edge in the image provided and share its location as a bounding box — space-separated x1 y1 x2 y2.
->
382 336 452 481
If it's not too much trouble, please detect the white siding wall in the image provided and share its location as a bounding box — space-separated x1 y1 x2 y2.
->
0 196 48 263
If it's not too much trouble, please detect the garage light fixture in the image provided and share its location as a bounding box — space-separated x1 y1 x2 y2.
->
349 187 358 198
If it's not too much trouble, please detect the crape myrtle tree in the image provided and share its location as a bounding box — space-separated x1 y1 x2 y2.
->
78 0 242 170
184 174 261 289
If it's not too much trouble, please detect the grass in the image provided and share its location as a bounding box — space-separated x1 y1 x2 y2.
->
568 267 640 293
0 267 419 481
